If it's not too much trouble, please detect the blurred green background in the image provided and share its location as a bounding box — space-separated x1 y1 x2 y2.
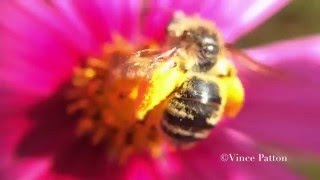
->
238 0 320 178
238 0 320 48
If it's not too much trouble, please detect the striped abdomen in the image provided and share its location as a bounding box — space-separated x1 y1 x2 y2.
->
161 76 223 143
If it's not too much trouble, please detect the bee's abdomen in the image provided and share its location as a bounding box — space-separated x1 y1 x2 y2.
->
161 77 222 142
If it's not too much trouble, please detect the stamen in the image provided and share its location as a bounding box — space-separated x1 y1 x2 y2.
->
67 35 168 163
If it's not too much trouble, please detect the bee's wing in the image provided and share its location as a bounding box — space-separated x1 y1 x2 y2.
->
118 47 187 120
118 48 178 80
225 44 284 77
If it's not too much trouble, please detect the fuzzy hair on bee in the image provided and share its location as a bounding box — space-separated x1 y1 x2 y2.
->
156 12 244 144
119 12 245 145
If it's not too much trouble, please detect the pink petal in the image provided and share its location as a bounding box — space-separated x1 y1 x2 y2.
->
125 128 298 179
0 90 77 179
125 155 160 180
0 157 52 180
0 1 83 96
244 35 320 83
229 36 320 154
0 115 52 180
0 88 136 180
0 116 31 167
0 0 142 98
142 0 290 43
173 128 300 179
72 0 142 42
200 0 291 42
141 0 205 42
11 0 99 54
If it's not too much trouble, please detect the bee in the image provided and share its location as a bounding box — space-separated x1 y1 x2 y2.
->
119 12 245 144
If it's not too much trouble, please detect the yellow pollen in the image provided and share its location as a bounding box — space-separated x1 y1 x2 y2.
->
67 35 169 163
83 68 96 78
129 85 139 100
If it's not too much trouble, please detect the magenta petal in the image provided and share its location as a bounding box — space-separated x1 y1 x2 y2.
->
125 129 297 179
163 128 299 179
230 36 320 154
142 0 204 42
0 115 52 180
0 90 78 179
125 155 159 180
0 0 143 97
244 36 320 83
142 0 290 43
0 116 30 166
200 0 291 42
14 0 99 54
1 157 52 180
72 0 142 42
0 2 83 96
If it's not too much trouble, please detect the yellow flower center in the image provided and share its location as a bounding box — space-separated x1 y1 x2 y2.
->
67 35 169 163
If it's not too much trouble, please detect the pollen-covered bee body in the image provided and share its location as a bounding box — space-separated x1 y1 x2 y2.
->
159 13 244 143
121 12 244 144
161 75 227 142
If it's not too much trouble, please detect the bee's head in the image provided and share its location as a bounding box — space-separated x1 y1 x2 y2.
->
167 12 223 72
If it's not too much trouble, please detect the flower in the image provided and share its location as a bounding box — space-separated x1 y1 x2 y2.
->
1 0 320 179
